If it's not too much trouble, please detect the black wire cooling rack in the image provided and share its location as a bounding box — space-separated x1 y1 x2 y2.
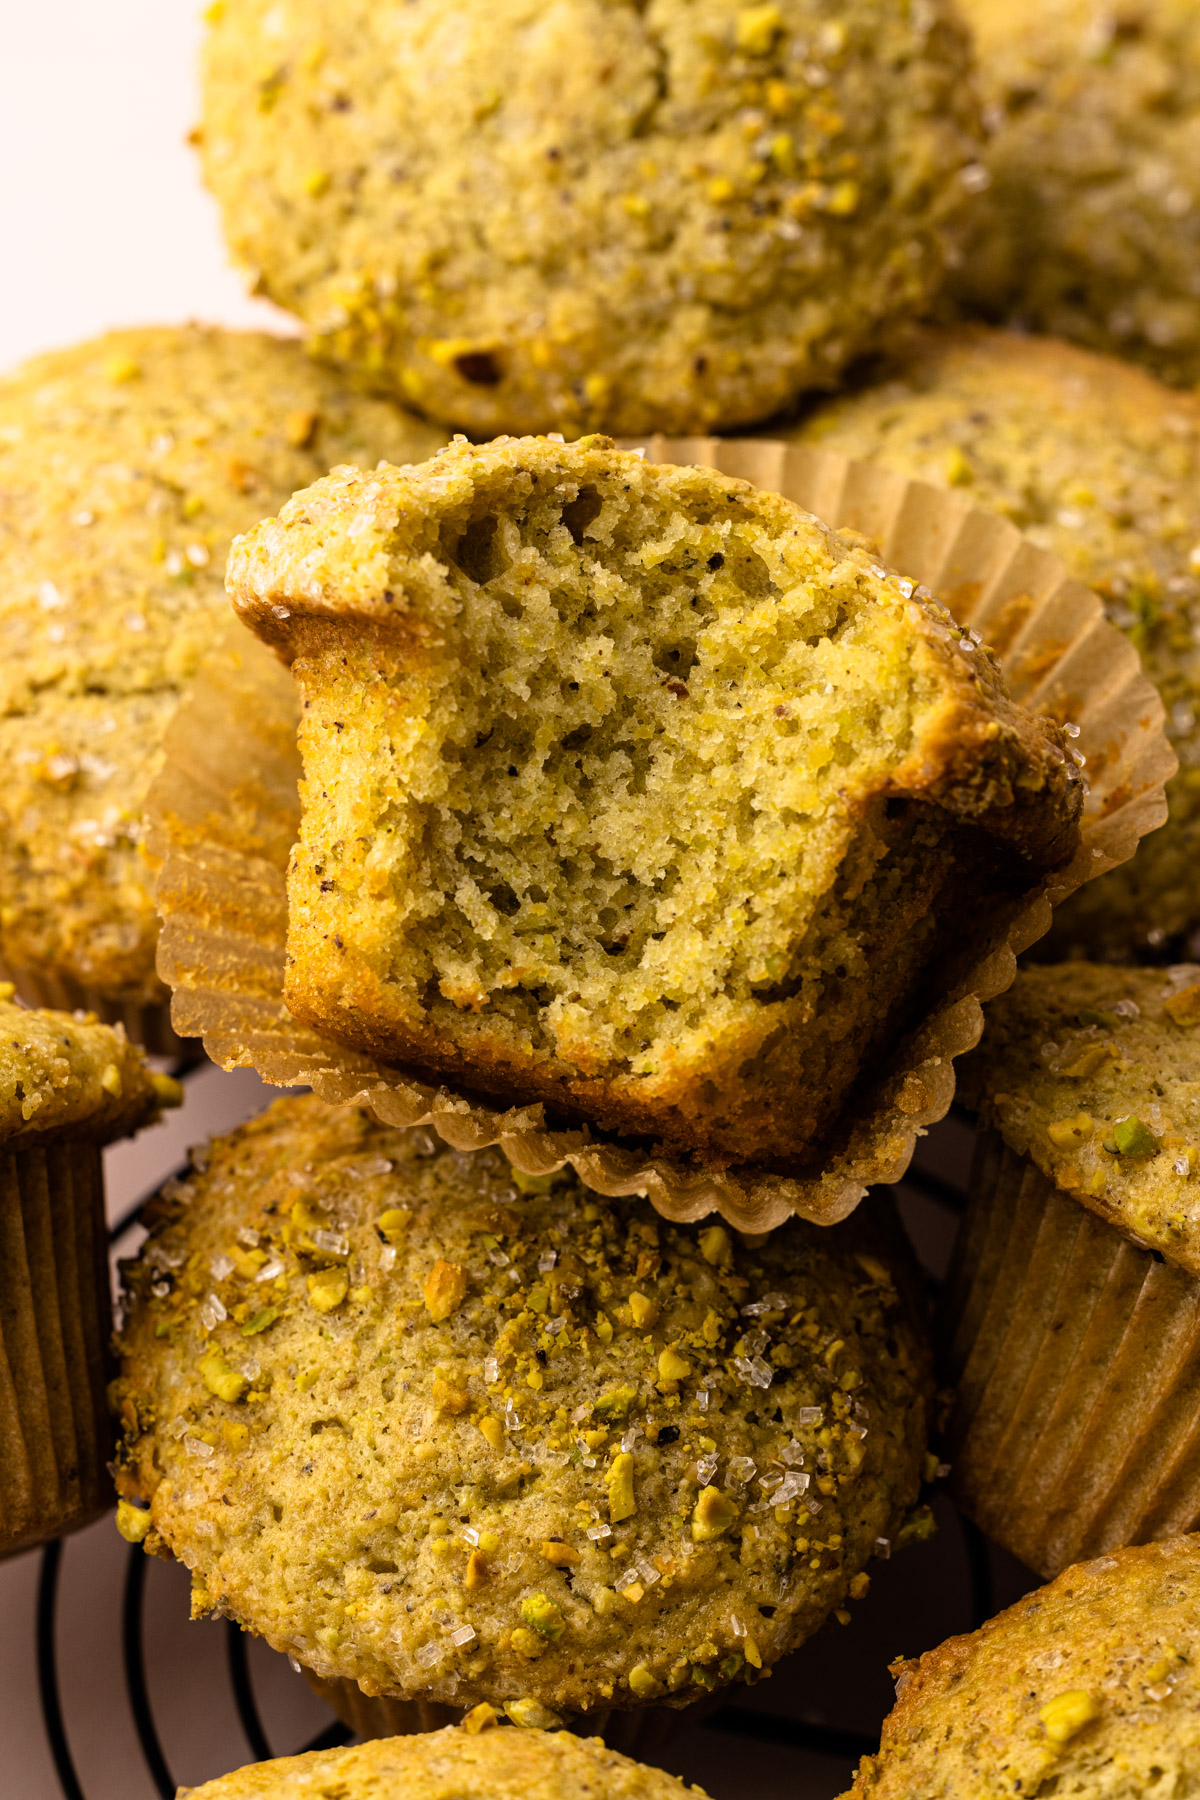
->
18 1066 1033 1800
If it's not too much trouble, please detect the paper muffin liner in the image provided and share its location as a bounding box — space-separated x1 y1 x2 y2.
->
0 956 191 1060
145 440 1172 1232
0 1139 115 1556
302 1666 711 1758
941 1130 1200 1579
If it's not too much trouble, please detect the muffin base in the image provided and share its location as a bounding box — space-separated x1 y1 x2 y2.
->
941 1131 1200 1578
0 956 191 1059
303 1667 713 1759
1 1140 114 1555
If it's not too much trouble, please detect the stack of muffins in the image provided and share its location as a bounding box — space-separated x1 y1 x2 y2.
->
6 0 1200 1795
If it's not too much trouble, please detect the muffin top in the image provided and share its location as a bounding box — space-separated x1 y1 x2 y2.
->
199 0 980 437
0 990 178 1147
791 325 1200 958
842 1535 1200 1800
0 325 441 1001
115 1095 930 1720
951 0 1200 388
960 962 1200 1276
182 1723 706 1799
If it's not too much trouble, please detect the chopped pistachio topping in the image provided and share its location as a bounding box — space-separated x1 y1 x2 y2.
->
1113 1117 1158 1158
423 1258 468 1321
606 1451 637 1523
197 1347 249 1405
520 1592 566 1641
115 1499 152 1543
1040 1690 1100 1744
692 1485 739 1542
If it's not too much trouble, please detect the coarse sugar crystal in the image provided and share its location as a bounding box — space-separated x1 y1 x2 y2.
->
199 1294 227 1332
734 1355 774 1389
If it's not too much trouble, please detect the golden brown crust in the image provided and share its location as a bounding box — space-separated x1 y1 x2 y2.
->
182 1723 706 1799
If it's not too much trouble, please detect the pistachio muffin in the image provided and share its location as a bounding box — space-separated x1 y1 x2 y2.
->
790 326 1200 959
228 434 1081 1171
1 990 177 1553
114 1095 931 1725
843 1536 1200 1800
959 961 1200 1273
199 0 982 437
945 963 1200 1572
950 0 1200 390
183 1723 707 1799
0 326 440 1026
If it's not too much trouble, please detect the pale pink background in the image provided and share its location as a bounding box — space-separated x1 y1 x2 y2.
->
0 1 293 374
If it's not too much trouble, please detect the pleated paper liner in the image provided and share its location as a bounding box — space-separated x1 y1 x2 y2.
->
0 956 190 1060
302 1666 713 1759
941 1131 1200 1580
145 440 1173 1233
0 1140 115 1555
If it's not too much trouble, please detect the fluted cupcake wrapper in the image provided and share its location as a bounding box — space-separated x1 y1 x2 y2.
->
146 440 1172 1232
0 957 190 1059
941 1131 1200 1579
303 1666 712 1758
0 1140 114 1555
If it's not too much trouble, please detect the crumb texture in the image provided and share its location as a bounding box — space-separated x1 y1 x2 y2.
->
0 996 167 1146
228 436 1081 1167
200 0 981 434
960 961 1200 1275
0 326 440 1001
842 1536 1200 1800
115 1095 930 1719
182 1722 706 1799
951 0 1200 390
789 325 1200 961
